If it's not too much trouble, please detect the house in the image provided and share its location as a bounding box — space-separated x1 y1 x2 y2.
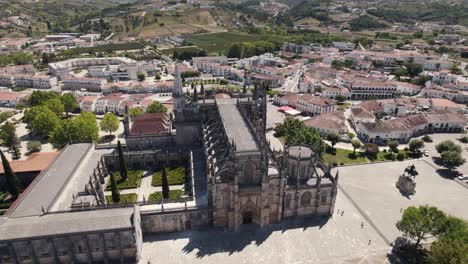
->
0 91 28 107
304 111 347 136
130 113 170 136
62 77 106 92
77 95 99 112
296 95 337 116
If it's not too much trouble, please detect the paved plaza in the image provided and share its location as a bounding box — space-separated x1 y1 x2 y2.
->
141 190 390 264
336 159 468 244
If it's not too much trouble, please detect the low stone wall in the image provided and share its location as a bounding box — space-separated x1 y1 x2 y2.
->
141 208 212 234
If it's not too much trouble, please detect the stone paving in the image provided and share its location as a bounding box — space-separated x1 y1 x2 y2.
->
140 190 390 264
335 159 468 244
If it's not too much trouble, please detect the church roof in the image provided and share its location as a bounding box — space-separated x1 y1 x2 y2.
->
216 99 259 152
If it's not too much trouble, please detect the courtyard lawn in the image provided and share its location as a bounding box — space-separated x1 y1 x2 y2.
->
105 193 138 204
152 167 186 186
184 32 257 54
373 150 415 162
105 170 143 191
148 189 184 202
323 148 369 166
337 102 352 111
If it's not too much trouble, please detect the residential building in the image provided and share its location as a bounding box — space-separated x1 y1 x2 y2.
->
14 75 57 89
304 111 347 136
0 91 28 107
62 77 106 92
296 95 337 116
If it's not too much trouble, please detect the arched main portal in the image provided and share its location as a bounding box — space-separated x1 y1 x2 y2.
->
239 200 261 226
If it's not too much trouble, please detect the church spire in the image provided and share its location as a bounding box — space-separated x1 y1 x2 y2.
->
173 63 183 97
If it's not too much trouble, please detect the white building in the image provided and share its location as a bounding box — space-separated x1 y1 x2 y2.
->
14 75 57 89
296 95 337 116
62 77 106 92
332 42 355 51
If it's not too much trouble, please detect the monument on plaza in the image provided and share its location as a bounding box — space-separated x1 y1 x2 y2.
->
396 164 418 195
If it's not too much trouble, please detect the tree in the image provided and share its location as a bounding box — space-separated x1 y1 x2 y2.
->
422 135 433 143
137 72 146 82
109 172 120 203
351 139 361 154
71 112 99 143
100 113 119 136
409 139 424 153
335 94 346 104
61 93 78 117
0 121 21 160
394 67 408 79
440 150 466 172
387 140 399 153
436 140 462 154
28 91 60 107
43 98 64 117
0 149 21 198
146 101 167 113
30 107 60 137
275 117 325 156
427 216 468 264
161 166 169 199
396 205 447 248
27 141 42 153
404 63 423 77
362 143 379 159
326 133 340 150
117 141 128 181
449 64 463 75
129 107 144 121
49 119 73 149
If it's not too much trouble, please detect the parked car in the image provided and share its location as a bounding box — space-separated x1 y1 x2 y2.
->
423 150 429 157
457 175 468 181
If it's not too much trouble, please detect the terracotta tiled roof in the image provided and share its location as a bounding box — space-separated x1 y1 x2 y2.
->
0 152 59 174
130 113 169 136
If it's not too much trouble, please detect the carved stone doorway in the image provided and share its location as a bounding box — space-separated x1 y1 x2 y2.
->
242 212 253 224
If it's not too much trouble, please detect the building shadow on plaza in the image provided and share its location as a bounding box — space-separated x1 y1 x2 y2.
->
144 216 330 259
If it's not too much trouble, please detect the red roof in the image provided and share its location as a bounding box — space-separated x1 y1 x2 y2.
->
130 113 169 136
0 152 59 174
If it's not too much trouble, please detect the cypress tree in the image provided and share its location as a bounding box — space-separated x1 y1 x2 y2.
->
11 140 21 161
243 83 247 94
117 140 128 181
193 86 198 102
200 82 205 97
0 149 21 198
109 172 120 203
161 166 169 199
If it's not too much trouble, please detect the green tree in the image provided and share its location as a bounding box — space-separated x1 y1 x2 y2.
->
0 149 21 198
351 139 361 154
440 150 466 172
362 143 379 159
396 205 447 248
43 98 64 117
71 112 99 143
404 63 424 77
27 141 42 153
100 113 119 136
61 93 79 117
387 140 399 153
394 67 408 79
28 91 60 107
109 172 120 203
436 140 462 154
129 107 144 121
449 64 463 75
146 101 167 113
49 119 73 149
30 107 60 137
161 166 169 199
274 117 325 156
137 72 146 82
409 139 425 153
335 94 346 104
422 135 433 143
326 132 340 150
427 216 468 264
117 140 128 181
0 121 21 160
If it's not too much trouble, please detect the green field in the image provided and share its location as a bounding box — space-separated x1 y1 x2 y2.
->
105 193 137 204
149 190 184 202
152 167 186 186
106 170 143 190
185 32 257 54
323 148 369 166
161 46 204 55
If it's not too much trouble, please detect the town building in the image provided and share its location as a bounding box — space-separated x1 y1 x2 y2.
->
296 95 337 116
62 77 107 92
13 75 58 89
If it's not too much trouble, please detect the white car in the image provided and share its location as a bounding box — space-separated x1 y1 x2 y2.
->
457 175 468 181
423 150 429 157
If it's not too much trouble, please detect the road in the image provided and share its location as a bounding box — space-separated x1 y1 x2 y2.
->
281 63 312 93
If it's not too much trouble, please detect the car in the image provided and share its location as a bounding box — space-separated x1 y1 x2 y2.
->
457 175 468 181
423 150 429 157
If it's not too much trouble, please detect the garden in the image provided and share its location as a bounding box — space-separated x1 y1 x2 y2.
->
105 170 143 190
152 166 186 186
105 193 137 204
148 190 184 202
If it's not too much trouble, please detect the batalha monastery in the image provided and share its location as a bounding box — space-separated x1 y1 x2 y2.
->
0 65 338 263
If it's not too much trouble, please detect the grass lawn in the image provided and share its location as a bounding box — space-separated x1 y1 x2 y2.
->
185 32 257 54
152 167 186 186
323 148 369 165
105 193 138 204
337 102 352 111
105 170 143 191
373 150 418 162
149 189 184 202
